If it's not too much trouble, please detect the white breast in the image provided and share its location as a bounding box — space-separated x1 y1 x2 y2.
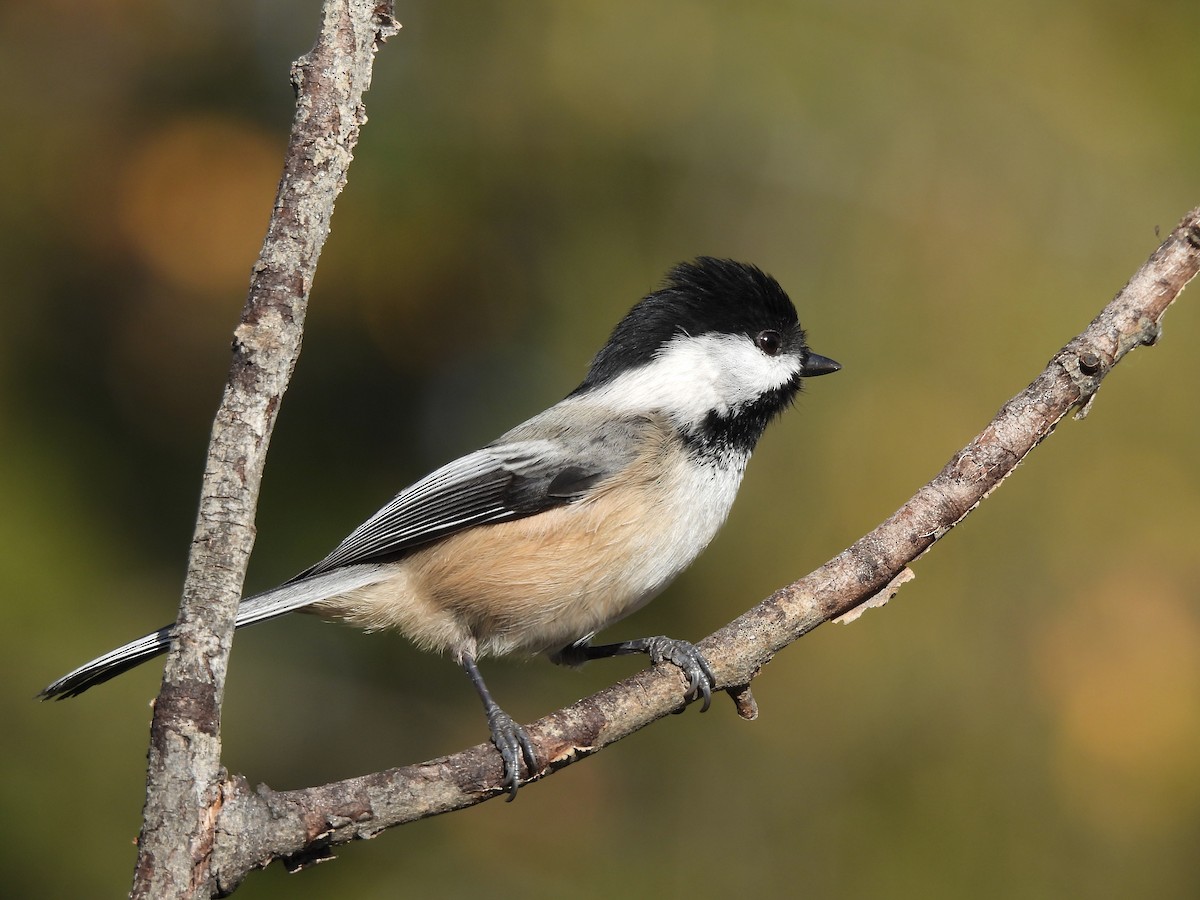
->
609 453 746 617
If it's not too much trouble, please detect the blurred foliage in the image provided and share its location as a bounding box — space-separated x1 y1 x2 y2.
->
3 0 1200 897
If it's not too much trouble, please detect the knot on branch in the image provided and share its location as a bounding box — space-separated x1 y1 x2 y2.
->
1077 352 1102 376
1057 343 1108 420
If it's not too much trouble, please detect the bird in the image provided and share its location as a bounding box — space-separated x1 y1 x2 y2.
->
40 257 840 798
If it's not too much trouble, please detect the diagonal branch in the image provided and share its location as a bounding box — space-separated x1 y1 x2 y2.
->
130 4 399 899
205 212 1200 885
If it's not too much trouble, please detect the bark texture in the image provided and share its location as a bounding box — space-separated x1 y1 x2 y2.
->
130 4 399 898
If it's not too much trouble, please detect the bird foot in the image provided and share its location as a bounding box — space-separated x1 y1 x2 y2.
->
642 636 716 712
486 706 538 800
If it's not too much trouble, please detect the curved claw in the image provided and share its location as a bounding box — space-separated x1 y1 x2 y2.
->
644 636 716 712
486 707 538 800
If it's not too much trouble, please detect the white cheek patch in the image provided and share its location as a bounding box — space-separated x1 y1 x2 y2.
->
591 332 801 425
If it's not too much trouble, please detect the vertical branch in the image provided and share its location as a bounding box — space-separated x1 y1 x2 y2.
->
130 4 399 898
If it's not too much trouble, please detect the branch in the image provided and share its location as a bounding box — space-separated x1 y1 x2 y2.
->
130 4 399 899
205 212 1200 885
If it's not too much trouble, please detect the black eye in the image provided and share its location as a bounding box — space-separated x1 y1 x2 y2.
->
755 329 783 356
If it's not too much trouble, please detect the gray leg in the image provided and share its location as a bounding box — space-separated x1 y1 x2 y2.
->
460 651 538 799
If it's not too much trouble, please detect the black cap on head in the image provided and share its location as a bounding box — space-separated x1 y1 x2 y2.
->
579 258 805 389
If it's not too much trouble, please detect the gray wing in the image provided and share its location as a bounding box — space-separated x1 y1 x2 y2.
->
292 412 650 581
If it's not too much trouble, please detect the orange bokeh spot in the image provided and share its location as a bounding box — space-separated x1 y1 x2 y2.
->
117 116 280 294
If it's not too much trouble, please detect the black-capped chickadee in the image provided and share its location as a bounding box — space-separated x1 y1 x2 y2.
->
41 257 840 797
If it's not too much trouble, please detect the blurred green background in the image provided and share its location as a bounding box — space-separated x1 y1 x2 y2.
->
4 0 1200 896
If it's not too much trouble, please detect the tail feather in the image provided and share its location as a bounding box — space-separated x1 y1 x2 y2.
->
39 564 388 701
38 626 175 700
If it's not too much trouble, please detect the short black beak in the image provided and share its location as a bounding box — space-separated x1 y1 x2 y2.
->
800 352 841 377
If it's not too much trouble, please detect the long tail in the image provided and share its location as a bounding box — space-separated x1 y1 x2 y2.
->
38 564 388 700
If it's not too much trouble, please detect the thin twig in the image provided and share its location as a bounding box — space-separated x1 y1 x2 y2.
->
205 212 1200 885
130 4 399 899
